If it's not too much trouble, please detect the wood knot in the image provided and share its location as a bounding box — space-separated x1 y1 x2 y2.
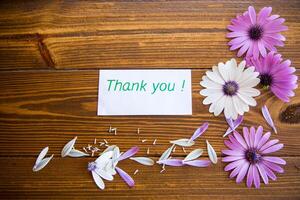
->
279 103 300 124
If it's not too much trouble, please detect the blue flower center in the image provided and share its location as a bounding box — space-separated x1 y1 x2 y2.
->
88 162 97 171
245 149 261 164
248 25 263 40
223 81 239 96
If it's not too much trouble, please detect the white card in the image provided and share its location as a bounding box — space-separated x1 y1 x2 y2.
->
98 69 192 115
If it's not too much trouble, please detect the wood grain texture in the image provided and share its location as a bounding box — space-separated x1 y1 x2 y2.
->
0 0 299 69
0 70 299 158
1 157 300 199
0 0 300 199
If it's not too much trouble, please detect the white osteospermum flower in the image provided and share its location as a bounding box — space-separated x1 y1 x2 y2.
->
200 58 260 119
88 151 114 190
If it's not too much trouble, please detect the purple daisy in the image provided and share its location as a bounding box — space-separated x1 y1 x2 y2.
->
222 126 286 188
246 51 298 102
227 6 287 59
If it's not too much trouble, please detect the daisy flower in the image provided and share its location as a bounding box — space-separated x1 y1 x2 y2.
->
200 58 260 120
246 51 298 102
88 146 139 190
227 6 288 59
222 126 286 188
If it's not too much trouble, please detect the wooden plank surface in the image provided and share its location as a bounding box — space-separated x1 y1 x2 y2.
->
0 70 299 157
1 157 300 199
0 0 299 69
0 0 299 199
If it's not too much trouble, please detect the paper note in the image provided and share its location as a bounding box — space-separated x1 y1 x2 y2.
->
98 69 192 115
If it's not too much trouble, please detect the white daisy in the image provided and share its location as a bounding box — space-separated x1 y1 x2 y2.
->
200 58 260 120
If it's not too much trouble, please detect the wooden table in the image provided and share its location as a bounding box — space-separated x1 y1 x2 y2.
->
0 0 299 199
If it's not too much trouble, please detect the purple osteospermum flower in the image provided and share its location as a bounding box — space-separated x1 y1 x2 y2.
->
227 6 287 59
246 51 298 102
222 126 286 188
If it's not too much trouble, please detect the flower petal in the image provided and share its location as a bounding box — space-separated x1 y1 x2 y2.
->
95 168 114 181
35 146 49 166
253 165 261 188
183 149 203 162
259 139 279 152
170 138 195 147
222 156 244 162
223 115 244 137
68 149 89 157
263 156 286 165
256 132 271 149
61 136 77 157
96 151 113 165
184 160 211 167
262 105 278 134
33 154 54 172
92 171 105 190
206 140 217 164
261 143 284 154
246 164 254 188
159 144 175 161
262 160 284 173
234 131 248 149
225 159 246 171
118 146 139 161
130 157 155 166
262 164 277 180
248 6 257 24
116 167 135 187
257 163 269 184
157 159 184 166
236 162 249 183
189 122 209 142
102 145 118 154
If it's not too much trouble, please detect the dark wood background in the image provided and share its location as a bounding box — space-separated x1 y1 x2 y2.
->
0 0 299 199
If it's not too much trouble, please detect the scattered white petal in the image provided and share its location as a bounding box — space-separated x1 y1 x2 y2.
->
159 144 175 161
33 147 53 172
170 138 195 147
35 146 49 165
92 171 105 190
102 145 117 154
95 168 114 181
130 157 155 166
96 151 114 165
262 105 277 134
183 149 203 162
61 136 77 157
206 140 217 164
68 149 89 157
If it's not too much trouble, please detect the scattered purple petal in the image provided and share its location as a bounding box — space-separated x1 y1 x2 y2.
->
223 115 244 137
118 146 139 161
115 167 135 188
189 122 209 142
262 105 277 134
226 118 234 130
183 160 211 167
157 159 184 166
